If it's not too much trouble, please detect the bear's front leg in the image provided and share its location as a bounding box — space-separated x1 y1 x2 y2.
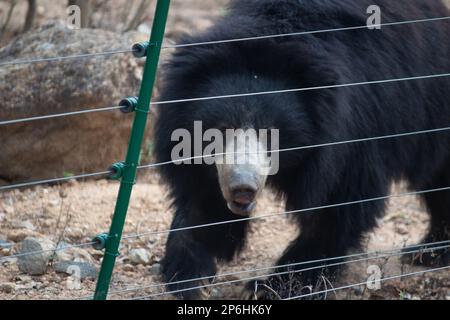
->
248 233 348 300
248 190 387 300
161 213 217 300
162 201 249 300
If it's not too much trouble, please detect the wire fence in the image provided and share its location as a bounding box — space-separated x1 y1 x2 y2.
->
132 255 450 300
0 5 449 301
1 73 448 127
120 186 450 240
81 240 450 300
162 16 450 49
1 124 450 192
0 16 448 67
0 105 122 126
0 241 97 263
286 265 450 300
0 48 135 67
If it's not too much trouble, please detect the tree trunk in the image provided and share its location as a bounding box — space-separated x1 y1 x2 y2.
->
23 0 37 32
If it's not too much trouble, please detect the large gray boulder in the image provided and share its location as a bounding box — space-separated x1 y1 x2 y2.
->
0 21 145 182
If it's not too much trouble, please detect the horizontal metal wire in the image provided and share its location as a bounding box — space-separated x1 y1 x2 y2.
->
78 240 449 299
0 171 110 191
0 241 96 262
163 16 450 49
1 17 446 67
286 265 450 300
2 73 447 127
138 125 450 170
150 73 450 106
2 122 449 192
122 186 450 240
129 243 450 300
0 106 122 126
0 49 135 67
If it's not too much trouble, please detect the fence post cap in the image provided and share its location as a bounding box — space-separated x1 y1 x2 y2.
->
132 41 150 58
119 96 139 114
92 233 109 250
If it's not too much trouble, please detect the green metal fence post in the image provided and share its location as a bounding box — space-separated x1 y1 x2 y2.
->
93 0 171 300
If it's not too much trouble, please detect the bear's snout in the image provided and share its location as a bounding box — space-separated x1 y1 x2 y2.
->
217 164 265 216
227 183 258 215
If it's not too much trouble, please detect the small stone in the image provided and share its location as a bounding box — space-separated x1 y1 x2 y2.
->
15 275 32 283
4 206 14 215
7 230 40 242
210 288 223 299
53 261 98 280
150 263 162 274
0 238 13 249
68 179 78 186
123 264 135 272
400 292 413 300
129 248 151 265
11 220 36 231
65 227 84 239
395 224 409 235
48 199 60 207
17 237 56 275
16 281 37 290
54 242 93 263
0 283 16 293
96 179 108 186
352 285 365 296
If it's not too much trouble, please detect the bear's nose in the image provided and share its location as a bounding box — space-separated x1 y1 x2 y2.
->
231 185 257 205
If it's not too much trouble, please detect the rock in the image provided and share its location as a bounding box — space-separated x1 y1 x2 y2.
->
11 220 36 231
17 237 56 275
352 285 365 296
122 264 135 272
0 21 143 182
129 248 151 265
1 248 11 256
48 199 60 207
54 261 98 280
0 238 13 249
0 282 15 294
54 242 94 264
210 288 224 299
15 281 38 291
7 229 41 242
14 275 32 283
400 292 413 300
395 224 409 235
150 263 162 274
65 227 84 239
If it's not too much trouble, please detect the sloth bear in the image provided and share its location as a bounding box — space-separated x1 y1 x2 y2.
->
153 0 450 299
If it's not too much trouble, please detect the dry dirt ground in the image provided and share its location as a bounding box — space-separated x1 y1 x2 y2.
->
0 177 449 300
1 0 449 300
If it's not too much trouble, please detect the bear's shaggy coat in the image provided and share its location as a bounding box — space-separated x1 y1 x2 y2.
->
154 0 450 299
